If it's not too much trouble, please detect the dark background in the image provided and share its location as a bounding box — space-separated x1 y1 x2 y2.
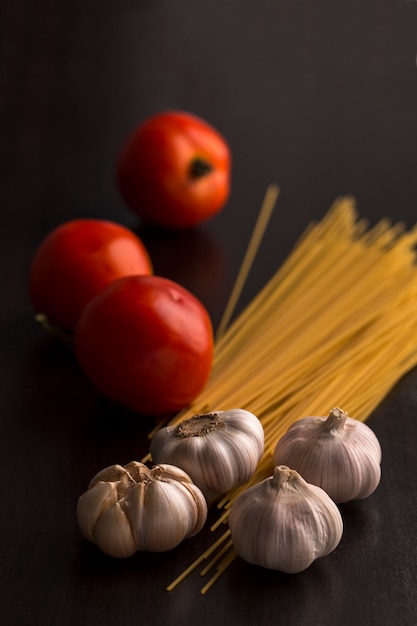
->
2 1 417 625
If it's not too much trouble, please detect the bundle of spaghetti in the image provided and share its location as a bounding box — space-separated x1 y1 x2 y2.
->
166 196 417 593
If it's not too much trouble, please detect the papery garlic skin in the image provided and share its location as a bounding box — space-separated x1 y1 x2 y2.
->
149 409 265 502
228 465 343 573
273 407 382 503
76 462 207 557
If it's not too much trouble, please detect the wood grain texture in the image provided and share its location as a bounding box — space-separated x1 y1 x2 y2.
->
2 2 417 624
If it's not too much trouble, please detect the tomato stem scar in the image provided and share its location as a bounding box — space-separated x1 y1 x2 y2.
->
189 157 213 179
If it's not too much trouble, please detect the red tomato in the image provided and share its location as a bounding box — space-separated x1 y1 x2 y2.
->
29 219 152 332
74 275 214 415
116 111 231 229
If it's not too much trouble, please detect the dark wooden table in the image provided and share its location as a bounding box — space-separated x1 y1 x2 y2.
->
2 2 417 625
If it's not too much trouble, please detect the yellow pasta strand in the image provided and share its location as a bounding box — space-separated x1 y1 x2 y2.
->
215 184 279 341
167 530 231 591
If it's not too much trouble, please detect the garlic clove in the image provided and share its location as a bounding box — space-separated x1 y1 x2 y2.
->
124 461 151 483
88 463 133 490
273 407 382 503
150 462 195 485
150 464 208 536
76 480 119 542
93 501 137 558
126 481 189 552
181 482 208 537
228 465 343 574
149 409 265 502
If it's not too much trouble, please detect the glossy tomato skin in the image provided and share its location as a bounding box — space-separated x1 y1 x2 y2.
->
74 275 214 415
116 111 231 229
29 219 152 332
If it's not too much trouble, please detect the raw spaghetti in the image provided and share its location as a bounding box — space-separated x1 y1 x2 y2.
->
161 188 417 593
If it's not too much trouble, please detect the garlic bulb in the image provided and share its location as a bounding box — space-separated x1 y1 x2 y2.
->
76 461 207 557
228 465 343 573
273 407 382 503
149 409 264 502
